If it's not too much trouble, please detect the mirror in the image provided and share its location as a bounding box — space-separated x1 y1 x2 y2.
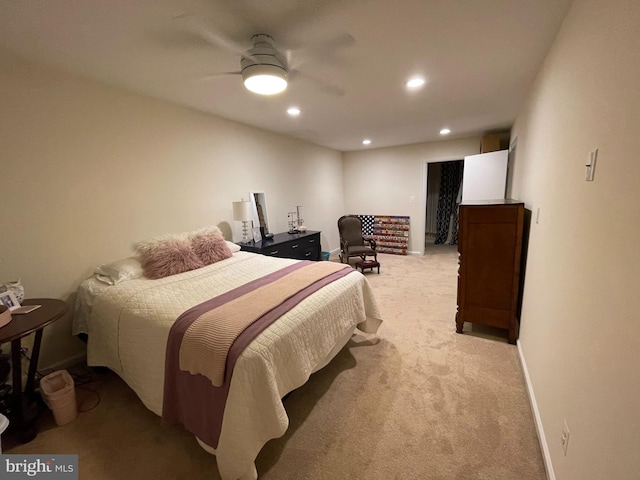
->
249 191 271 239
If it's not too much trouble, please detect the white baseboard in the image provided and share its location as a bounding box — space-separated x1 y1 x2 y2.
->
517 340 555 480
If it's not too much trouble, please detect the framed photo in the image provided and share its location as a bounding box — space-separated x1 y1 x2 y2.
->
252 227 262 243
0 291 20 310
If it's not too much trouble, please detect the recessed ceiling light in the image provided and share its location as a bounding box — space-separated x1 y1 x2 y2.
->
406 77 425 88
362 139 372 145
440 128 451 135
287 107 301 116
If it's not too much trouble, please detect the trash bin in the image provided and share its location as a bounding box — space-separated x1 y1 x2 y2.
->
40 370 78 426
321 251 330 261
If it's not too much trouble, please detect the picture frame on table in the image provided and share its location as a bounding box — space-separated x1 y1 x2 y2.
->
0 291 40 314
0 291 20 310
252 227 262 243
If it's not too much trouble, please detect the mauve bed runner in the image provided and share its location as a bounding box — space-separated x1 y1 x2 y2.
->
162 260 353 448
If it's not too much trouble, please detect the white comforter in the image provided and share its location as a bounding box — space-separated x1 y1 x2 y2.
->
77 251 381 480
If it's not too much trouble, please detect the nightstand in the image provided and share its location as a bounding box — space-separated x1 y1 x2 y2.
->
0 298 69 443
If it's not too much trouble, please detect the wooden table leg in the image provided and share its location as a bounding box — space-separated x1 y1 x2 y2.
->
10 338 21 418
10 337 38 443
25 330 43 395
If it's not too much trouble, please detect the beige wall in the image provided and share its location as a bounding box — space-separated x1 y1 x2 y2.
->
5 4 639 476
0 52 344 368
510 1 640 479
343 138 480 254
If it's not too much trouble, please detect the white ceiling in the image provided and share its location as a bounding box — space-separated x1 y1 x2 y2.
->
0 0 571 152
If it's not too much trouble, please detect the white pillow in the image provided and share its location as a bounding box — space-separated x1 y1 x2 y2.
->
226 241 241 253
94 257 144 285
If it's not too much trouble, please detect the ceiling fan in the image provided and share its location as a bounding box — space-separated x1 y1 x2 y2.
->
240 33 289 95
175 14 353 96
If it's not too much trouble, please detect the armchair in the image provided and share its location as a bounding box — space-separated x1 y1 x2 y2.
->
337 215 377 264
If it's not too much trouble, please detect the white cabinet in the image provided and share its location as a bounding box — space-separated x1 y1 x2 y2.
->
461 150 508 201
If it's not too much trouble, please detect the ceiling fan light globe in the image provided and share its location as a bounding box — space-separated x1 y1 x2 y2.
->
242 64 288 95
244 75 287 95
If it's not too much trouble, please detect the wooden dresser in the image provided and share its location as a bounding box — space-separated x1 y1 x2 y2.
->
239 231 321 261
455 200 525 343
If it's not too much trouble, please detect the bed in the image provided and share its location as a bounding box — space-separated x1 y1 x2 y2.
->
74 244 382 480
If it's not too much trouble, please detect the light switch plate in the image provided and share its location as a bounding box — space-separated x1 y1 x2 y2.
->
586 149 598 181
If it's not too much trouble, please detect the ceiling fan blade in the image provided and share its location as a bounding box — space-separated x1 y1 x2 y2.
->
231 0 363 39
310 32 356 54
285 49 293 68
290 69 346 97
173 13 256 62
197 71 242 81
288 32 355 70
147 28 214 50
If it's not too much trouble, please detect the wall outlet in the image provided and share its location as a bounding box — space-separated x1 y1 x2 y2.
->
561 418 570 455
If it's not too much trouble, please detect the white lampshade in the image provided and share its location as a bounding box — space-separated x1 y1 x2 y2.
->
233 200 253 244
242 64 288 95
232 200 252 222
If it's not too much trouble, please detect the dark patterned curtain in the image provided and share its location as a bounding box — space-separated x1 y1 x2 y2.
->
434 160 463 245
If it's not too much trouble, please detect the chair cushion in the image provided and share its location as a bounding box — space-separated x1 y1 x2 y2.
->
347 245 375 255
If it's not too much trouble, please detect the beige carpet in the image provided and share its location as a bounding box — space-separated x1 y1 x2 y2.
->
4 246 546 479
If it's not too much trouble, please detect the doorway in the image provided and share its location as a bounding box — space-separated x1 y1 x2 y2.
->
425 160 464 251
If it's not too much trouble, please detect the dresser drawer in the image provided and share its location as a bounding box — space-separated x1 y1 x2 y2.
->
300 244 320 260
261 245 284 257
286 234 320 260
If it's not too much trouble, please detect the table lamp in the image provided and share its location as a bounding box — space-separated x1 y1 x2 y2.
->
232 200 253 244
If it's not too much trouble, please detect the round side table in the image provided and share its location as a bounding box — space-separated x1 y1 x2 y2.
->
0 298 69 443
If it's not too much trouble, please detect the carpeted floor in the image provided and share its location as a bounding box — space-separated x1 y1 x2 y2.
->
4 246 546 479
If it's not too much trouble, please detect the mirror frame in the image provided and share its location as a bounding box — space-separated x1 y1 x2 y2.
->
249 191 270 237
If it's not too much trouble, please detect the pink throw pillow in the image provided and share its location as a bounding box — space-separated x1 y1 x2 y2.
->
136 237 205 279
190 228 232 265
